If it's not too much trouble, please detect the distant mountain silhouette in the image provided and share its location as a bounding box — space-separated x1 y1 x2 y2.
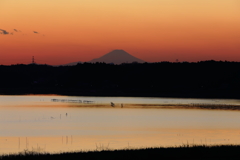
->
56 61 82 66
89 50 145 64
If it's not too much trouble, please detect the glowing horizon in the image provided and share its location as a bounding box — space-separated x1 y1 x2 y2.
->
1 0 240 65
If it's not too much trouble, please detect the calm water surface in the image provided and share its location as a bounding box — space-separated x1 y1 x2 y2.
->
1 95 240 154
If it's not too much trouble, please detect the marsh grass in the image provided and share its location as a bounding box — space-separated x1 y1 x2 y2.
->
68 103 240 111
1 144 240 160
95 143 110 151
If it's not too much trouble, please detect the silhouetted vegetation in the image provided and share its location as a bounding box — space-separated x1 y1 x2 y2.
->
1 61 240 98
1 145 240 160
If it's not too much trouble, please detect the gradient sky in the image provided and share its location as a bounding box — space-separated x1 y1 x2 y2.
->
1 0 240 65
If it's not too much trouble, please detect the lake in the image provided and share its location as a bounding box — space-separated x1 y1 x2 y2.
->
1 95 240 154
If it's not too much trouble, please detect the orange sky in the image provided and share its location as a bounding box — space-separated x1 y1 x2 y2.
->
1 0 240 65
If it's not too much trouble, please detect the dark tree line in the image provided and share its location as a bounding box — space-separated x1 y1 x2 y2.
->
1 60 240 98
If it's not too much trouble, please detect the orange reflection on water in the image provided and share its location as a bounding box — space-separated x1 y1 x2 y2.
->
1 128 240 155
2 95 240 155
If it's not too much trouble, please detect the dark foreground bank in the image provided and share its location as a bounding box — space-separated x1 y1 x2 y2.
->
1 145 240 160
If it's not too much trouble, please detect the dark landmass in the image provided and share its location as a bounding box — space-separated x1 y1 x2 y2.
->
1 60 240 99
1 145 240 160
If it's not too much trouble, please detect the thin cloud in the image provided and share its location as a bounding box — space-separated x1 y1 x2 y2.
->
0 29 43 36
0 29 9 35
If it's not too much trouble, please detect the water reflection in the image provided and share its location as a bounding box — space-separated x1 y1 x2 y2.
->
1 95 240 154
1 129 240 154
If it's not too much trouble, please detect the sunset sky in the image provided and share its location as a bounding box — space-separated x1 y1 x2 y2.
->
1 0 240 65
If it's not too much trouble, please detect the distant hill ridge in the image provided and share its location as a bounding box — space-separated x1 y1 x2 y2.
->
89 50 145 64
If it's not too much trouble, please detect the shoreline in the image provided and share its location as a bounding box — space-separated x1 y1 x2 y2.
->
1 88 240 100
65 103 240 111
